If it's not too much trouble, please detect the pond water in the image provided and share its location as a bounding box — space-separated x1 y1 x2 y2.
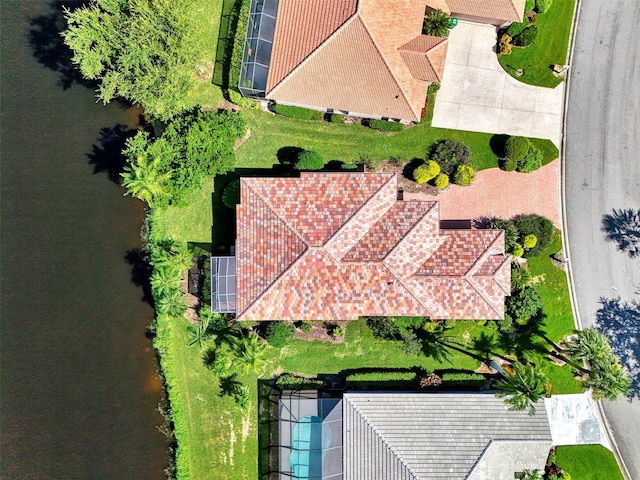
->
1 1 167 478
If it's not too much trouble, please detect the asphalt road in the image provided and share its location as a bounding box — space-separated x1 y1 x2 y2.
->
564 0 640 478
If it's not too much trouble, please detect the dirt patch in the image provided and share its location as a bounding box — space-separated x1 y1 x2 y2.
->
376 159 440 196
293 321 348 343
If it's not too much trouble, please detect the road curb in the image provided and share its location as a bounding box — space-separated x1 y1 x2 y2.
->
560 2 633 479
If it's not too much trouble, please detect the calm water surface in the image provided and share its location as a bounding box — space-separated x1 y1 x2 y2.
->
1 1 166 478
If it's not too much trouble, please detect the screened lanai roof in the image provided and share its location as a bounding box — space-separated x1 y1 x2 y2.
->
211 256 236 313
279 391 343 480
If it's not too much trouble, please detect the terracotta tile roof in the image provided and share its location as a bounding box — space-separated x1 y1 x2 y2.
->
266 0 433 122
236 173 510 321
428 0 526 23
399 35 449 82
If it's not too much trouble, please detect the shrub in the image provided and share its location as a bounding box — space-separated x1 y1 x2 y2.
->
331 326 345 337
502 157 518 171
276 374 327 389
329 114 345 124
484 218 518 253
525 0 535 12
517 146 543 173
400 331 422 355
295 150 324 170
512 25 538 47
366 316 398 339
505 136 531 162
413 160 441 184
433 173 450 189
274 104 323 120
511 263 532 291
452 164 475 186
222 179 240 209
430 140 471 176
346 371 418 388
427 83 441 95
499 39 512 55
341 163 358 170
535 0 553 13
513 214 554 257
265 322 295 348
506 21 529 37
368 119 404 132
299 321 312 333
523 234 538 249
423 9 450 37
506 286 543 322
441 372 487 388
513 243 524 257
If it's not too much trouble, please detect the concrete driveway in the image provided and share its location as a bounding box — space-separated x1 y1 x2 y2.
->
432 21 564 146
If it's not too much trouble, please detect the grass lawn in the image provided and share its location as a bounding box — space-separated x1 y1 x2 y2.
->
554 445 624 480
237 109 558 171
498 0 577 88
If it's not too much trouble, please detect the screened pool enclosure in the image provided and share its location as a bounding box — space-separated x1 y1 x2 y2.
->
238 0 279 98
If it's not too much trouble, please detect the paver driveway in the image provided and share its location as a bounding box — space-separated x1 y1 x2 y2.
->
432 21 564 146
406 161 561 227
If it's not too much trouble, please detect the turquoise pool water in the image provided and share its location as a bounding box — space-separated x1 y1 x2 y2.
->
290 416 323 479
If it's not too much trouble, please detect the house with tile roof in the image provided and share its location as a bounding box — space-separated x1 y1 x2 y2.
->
238 0 525 122
277 391 553 480
211 172 510 321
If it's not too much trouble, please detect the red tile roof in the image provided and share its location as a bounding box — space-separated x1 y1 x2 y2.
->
267 0 437 122
427 0 526 23
236 173 510 321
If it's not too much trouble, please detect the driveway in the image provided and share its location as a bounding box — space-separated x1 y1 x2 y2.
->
405 161 561 227
432 21 564 146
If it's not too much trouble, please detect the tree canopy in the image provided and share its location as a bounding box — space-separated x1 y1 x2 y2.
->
62 0 207 120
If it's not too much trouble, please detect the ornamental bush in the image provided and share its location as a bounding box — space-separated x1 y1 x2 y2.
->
523 234 538 249
222 179 240 209
517 146 543 173
502 157 518 171
535 0 553 13
329 114 345 124
513 214 554 257
423 9 450 37
513 243 524 257
505 136 531 162
512 25 538 47
430 140 471 176
507 20 529 37
366 316 398 339
525 0 535 12
452 164 475 186
484 217 519 253
274 104 323 120
295 150 325 170
433 173 450 189
413 161 441 184
506 286 543 322
265 322 295 348
368 119 405 132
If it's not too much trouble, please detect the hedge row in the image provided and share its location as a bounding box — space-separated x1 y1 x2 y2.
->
368 119 405 132
441 372 487 388
345 371 418 388
275 374 327 389
274 104 324 120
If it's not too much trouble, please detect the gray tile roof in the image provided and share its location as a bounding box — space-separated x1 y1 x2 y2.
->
343 392 552 480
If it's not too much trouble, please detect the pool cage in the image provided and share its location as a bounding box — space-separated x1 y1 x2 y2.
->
238 0 279 98
279 391 344 480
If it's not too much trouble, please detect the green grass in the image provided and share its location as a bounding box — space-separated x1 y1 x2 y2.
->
498 0 577 88
237 109 558 171
554 445 624 480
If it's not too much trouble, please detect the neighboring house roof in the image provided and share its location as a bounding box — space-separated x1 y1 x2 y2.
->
427 0 526 23
266 0 448 121
236 173 510 321
343 392 553 480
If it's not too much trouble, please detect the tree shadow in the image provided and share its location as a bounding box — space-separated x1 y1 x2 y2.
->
219 373 244 398
124 248 154 306
596 296 640 398
489 134 509 159
87 124 139 183
601 208 640 258
276 146 304 167
213 0 243 89
28 1 95 91
402 158 425 181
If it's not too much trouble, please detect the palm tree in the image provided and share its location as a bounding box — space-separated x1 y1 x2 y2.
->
232 332 268 374
156 288 187 318
565 328 612 364
511 263 532 292
586 360 632 401
423 9 450 37
121 154 171 207
495 362 548 415
150 265 181 297
187 314 210 351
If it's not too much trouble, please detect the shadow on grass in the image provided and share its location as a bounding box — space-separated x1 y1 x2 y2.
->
489 134 509 159
596 296 640 398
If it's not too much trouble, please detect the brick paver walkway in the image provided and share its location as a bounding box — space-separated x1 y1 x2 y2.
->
405 161 561 227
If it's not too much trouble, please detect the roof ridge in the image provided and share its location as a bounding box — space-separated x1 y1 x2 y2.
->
383 264 436 318
268 13 359 96
357 14 421 120
464 230 502 277
326 173 397 262
345 397 422 480
465 276 503 319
